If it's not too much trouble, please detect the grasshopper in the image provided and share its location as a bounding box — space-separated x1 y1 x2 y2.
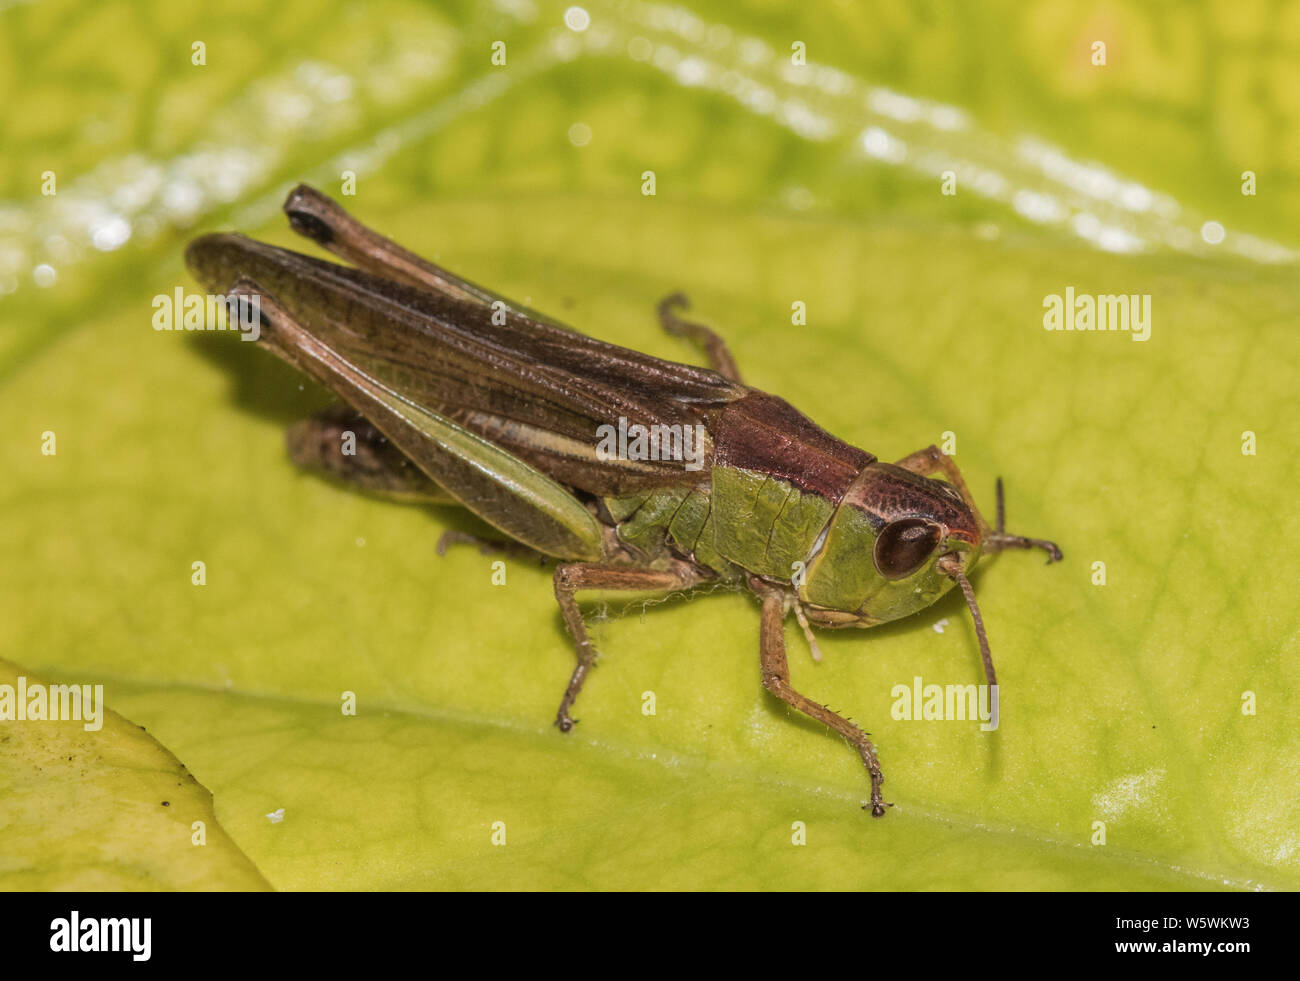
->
186 186 1061 815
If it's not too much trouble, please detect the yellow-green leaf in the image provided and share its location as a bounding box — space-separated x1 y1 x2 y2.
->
2 0 1297 891
0 659 270 890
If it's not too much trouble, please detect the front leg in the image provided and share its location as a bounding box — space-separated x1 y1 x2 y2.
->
893 445 1062 562
750 578 889 816
552 561 711 731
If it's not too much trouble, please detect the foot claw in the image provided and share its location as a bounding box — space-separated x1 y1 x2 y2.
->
987 532 1062 564
436 530 480 556
990 480 1062 564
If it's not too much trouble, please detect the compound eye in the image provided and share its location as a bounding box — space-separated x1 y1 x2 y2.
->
873 518 943 580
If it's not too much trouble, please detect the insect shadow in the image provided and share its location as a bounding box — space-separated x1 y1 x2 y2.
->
186 330 498 546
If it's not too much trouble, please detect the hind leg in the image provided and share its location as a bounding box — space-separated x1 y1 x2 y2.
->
287 406 454 504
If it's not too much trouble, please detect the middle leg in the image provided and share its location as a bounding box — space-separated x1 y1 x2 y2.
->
552 560 712 732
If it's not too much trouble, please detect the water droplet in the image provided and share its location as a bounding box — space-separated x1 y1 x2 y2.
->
568 122 592 147
564 6 590 31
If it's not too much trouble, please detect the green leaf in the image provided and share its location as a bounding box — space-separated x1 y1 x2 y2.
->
2 0 1297 890
0 659 269 890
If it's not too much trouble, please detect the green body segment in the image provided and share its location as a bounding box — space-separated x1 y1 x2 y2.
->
605 464 836 582
605 485 735 576
800 495 879 611
709 468 835 579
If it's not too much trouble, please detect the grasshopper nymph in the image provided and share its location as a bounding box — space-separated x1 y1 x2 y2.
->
186 186 1062 816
